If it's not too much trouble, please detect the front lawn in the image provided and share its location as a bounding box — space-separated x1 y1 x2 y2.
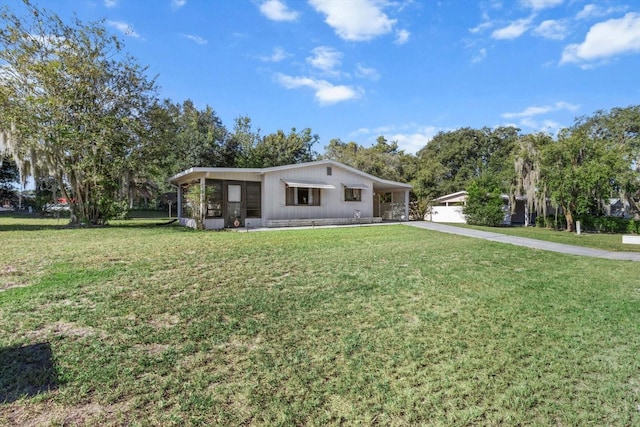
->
1 219 639 425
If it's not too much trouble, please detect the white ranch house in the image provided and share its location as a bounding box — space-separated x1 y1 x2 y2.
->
169 160 412 230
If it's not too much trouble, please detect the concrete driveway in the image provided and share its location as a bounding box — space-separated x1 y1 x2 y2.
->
407 222 640 262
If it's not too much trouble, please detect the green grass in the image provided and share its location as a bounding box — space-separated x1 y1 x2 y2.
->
1 218 640 425
455 222 640 252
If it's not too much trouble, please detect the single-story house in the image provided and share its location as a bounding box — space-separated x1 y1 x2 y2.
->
427 191 529 225
168 159 412 230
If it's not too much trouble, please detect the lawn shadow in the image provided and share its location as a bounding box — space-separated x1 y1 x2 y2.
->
0 342 59 403
0 213 70 232
0 212 195 233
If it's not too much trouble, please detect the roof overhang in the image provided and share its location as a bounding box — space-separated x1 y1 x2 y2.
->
169 167 262 185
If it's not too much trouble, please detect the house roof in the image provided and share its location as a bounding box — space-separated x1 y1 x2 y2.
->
168 167 263 184
433 191 468 204
168 159 412 192
434 190 530 204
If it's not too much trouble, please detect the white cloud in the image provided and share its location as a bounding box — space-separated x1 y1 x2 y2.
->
541 119 560 129
576 4 598 20
260 0 299 22
104 0 117 8
309 0 396 41
561 13 640 65
515 117 561 133
261 47 289 62
351 124 441 154
521 0 562 10
534 19 569 40
469 21 494 34
576 4 628 20
107 21 140 38
389 128 439 154
472 47 487 63
182 34 207 45
355 63 380 80
307 46 342 73
492 17 533 40
172 0 186 8
276 74 362 105
502 101 579 119
395 29 410 45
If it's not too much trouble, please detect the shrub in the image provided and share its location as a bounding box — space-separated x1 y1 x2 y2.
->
540 214 565 230
573 215 639 234
463 179 505 227
627 220 640 234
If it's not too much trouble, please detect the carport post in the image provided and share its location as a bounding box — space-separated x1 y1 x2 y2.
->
404 190 409 221
176 186 182 220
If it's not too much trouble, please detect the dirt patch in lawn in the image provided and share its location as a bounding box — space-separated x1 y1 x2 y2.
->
26 321 105 341
0 397 132 426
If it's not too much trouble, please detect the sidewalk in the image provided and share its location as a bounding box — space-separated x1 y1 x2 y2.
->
406 222 640 262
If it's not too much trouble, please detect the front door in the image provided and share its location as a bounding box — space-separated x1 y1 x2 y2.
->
225 183 244 227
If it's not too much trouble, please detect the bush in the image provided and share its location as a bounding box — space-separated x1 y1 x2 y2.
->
463 179 505 227
627 220 640 234
537 215 565 230
108 200 131 220
572 216 640 234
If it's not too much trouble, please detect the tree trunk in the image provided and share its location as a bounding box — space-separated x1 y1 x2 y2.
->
564 207 574 232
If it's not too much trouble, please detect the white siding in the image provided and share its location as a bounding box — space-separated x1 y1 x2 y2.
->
429 206 466 223
263 164 374 221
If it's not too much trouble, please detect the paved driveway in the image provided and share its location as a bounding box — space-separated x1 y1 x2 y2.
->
407 222 640 262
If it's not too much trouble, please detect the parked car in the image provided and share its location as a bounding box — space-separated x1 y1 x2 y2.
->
43 203 70 213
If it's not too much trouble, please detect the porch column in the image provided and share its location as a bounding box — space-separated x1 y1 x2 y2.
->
404 190 409 221
177 185 182 220
200 177 206 221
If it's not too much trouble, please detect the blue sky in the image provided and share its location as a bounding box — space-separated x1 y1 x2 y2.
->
9 0 640 154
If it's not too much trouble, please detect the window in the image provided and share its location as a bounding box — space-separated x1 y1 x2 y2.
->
344 187 362 202
326 166 332 176
286 186 321 206
246 181 261 217
205 180 223 218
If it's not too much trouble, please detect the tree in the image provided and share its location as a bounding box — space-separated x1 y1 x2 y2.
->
0 154 19 207
587 106 640 218
463 177 505 226
541 121 625 232
414 127 519 199
0 1 157 224
511 133 553 224
251 127 317 168
323 136 415 183
225 116 262 168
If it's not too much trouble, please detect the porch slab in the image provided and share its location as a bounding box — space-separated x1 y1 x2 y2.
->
265 217 382 228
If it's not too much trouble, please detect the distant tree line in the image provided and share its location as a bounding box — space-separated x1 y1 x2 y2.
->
1 2 639 229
